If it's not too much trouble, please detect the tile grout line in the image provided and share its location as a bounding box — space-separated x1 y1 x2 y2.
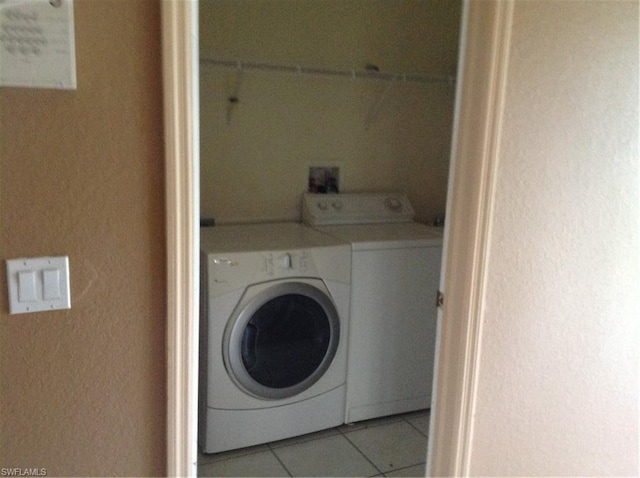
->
341 414 431 476
266 444 294 478
402 412 430 439
338 426 385 477
403 418 422 437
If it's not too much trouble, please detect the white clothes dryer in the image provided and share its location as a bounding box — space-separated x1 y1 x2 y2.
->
198 222 351 453
302 193 443 423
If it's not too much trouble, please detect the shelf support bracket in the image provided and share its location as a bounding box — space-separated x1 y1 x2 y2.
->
226 61 244 125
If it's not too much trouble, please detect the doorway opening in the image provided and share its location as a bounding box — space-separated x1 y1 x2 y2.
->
195 1 462 475
163 0 514 476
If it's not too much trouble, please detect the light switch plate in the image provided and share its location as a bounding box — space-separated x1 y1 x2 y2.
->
6 256 71 314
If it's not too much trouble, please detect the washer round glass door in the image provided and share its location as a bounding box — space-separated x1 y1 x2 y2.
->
224 281 340 400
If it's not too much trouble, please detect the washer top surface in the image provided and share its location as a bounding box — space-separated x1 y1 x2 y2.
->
201 222 347 254
316 222 443 250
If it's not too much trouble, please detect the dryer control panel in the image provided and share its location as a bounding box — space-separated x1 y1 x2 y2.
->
302 193 415 226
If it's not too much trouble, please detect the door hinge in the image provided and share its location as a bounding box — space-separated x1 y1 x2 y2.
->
436 290 444 309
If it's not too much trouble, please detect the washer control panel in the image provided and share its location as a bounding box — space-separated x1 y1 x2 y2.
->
302 192 415 226
207 249 316 296
261 251 310 277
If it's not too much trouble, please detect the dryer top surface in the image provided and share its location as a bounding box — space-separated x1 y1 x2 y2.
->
200 222 348 254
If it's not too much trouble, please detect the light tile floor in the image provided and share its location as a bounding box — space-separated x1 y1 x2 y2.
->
198 410 430 477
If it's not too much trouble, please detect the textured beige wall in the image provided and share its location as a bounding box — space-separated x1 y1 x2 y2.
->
199 0 461 224
469 1 639 475
0 1 166 476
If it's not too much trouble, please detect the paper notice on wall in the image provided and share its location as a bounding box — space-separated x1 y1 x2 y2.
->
0 0 76 89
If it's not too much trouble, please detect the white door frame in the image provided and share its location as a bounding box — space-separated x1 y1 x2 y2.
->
161 1 514 476
162 0 200 477
427 0 514 475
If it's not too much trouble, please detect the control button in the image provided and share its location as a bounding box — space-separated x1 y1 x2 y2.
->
266 257 274 275
281 253 292 269
317 201 328 211
332 200 343 210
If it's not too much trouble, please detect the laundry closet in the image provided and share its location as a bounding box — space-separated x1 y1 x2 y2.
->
197 0 462 460
199 0 461 225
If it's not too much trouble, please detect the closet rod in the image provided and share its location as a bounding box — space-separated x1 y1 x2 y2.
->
200 57 455 86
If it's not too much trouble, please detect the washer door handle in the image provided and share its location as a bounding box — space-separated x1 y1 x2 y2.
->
241 323 258 370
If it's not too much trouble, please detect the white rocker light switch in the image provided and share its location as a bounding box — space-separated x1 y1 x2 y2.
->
6 256 71 314
18 270 38 302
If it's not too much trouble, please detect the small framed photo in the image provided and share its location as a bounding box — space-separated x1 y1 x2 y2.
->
308 166 340 193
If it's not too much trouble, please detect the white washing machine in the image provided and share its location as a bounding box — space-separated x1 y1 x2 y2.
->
302 193 443 423
198 222 351 453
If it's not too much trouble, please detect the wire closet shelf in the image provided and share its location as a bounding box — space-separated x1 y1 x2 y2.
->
199 57 455 86
201 57 456 128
